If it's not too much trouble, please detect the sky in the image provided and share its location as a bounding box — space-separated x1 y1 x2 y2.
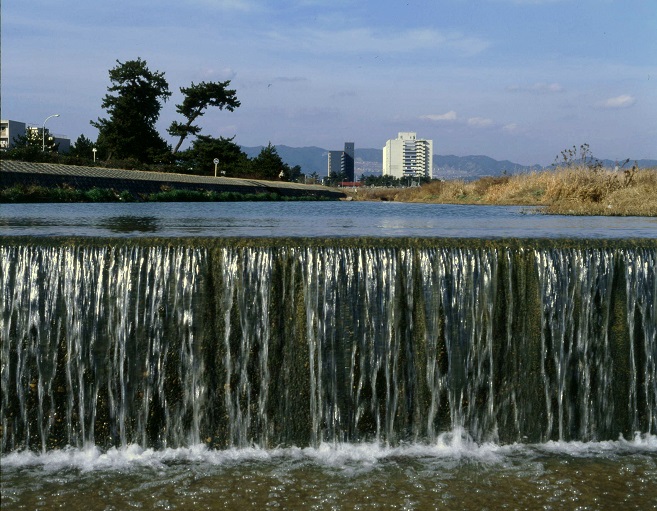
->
1 0 656 165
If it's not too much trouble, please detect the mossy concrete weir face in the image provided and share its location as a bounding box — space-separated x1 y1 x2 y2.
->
0 237 655 451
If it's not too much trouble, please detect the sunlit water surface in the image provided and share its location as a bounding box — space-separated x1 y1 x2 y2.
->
3 435 657 510
2 201 656 237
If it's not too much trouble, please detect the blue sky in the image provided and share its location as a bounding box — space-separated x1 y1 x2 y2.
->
2 0 655 165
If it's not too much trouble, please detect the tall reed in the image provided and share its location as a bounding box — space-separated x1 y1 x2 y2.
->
353 166 657 216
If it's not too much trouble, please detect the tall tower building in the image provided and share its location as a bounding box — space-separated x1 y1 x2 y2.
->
327 142 355 182
342 142 355 182
382 132 433 179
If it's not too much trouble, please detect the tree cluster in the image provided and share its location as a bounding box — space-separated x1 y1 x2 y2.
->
176 139 302 182
2 127 59 162
2 57 304 182
359 174 431 188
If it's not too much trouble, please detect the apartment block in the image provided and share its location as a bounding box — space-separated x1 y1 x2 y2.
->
327 150 343 176
1 119 70 152
383 132 433 179
0 120 27 150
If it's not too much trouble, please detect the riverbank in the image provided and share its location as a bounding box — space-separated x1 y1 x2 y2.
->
3 161 656 215
0 161 345 202
353 166 657 216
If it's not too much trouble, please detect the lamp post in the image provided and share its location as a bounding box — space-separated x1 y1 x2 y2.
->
213 158 219 177
42 114 60 152
92 148 97 162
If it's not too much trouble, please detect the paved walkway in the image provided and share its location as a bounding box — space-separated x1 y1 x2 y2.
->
0 160 344 199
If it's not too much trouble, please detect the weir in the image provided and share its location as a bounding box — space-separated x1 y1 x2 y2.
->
1 238 655 453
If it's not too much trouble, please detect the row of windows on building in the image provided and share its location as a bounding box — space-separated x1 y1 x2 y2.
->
383 132 433 179
328 133 433 181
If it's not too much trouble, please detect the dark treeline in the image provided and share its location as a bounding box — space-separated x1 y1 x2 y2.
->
0 184 331 204
1 58 304 183
359 174 432 187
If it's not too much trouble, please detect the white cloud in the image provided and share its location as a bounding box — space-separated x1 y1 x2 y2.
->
273 76 310 83
199 67 237 80
422 112 501 129
330 90 358 99
184 0 257 11
269 27 490 56
507 82 563 93
503 123 519 133
491 0 568 4
421 111 458 121
468 117 494 127
597 94 636 109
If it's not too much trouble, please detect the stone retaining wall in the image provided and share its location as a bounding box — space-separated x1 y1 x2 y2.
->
0 160 344 199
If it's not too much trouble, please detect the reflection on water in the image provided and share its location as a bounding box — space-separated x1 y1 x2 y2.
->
101 216 159 233
1 202 656 238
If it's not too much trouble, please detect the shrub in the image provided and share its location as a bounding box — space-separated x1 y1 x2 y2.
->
84 188 117 202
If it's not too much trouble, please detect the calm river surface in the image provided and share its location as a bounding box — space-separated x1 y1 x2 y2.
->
1 201 656 238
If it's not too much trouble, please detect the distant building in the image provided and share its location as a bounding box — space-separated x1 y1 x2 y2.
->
27 126 71 153
342 142 355 182
383 132 433 179
1 119 70 152
327 142 355 182
327 150 343 176
0 120 26 150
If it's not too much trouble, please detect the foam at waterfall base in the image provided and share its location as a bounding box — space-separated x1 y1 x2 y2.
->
2 430 656 473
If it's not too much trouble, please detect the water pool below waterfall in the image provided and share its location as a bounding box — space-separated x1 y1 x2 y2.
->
3 438 656 510
1 206 656 509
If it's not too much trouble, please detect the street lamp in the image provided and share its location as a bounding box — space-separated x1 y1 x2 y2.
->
42 114 60 152
213 158 219 177
92 148 97 162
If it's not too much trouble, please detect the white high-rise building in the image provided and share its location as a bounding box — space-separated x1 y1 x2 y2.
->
382 132 433 179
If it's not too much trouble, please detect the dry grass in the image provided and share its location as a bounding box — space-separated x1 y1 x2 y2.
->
352 166 657 216
544 168 657 216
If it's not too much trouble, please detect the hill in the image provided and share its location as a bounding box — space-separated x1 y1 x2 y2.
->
241 145 329 174
433 155 541 180
241 145 385 176
241 145 656 180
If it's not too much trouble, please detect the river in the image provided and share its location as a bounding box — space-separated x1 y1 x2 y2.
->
1 202 656 510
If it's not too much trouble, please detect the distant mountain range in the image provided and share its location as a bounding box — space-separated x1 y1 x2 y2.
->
241 145 657 180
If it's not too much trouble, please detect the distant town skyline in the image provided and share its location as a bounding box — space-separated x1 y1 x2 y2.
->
2 0 655 166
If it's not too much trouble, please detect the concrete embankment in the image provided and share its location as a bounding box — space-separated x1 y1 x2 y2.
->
0 161 345 199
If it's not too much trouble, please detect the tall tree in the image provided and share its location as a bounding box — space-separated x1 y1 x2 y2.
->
250 142 290 181
179 135 250 176
168 80 240 154
3 128 58 162
13 127 58 152
287 165 304 183
91 58 171 162
68 134 95 159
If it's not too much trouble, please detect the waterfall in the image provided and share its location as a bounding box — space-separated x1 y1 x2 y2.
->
1 239 655 452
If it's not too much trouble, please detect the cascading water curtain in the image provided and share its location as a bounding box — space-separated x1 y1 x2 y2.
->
1 244 206 452
1 242 655 452
623 248 657 435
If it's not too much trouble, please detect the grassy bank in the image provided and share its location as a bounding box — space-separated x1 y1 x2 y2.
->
354 166 657 216
0 185 333 203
